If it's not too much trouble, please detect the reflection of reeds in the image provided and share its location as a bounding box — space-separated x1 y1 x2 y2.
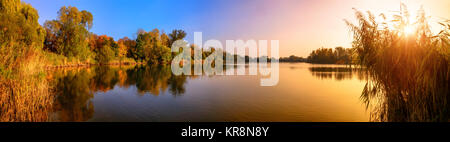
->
346 5 449 122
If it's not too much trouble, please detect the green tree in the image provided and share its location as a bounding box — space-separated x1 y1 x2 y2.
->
134 29 149 61
88 34 117 64
0 0 46 73
96 44 115 64
135 29 173 64
43 6 93 61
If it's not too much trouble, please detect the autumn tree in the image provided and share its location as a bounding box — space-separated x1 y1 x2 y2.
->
117 37 136 59
134 29 172 64
88 34 117 64
43 6 93 61
168 29 186 47
117 37 133 63
117 42 127 63
160 32 170 47
0 0 46 72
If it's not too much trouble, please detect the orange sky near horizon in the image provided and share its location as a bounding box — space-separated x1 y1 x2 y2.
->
227 0 450 57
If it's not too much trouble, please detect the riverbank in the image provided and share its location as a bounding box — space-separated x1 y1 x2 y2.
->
44 52 145 69
44 61 145 69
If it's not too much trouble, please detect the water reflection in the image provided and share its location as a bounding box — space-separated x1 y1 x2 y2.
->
1 63 446 122
15 63 448 122
45 65 194 121
308 66 367 81
52 69 94 121
1 64 372 122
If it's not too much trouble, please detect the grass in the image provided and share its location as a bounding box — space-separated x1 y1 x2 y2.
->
0 68 53 122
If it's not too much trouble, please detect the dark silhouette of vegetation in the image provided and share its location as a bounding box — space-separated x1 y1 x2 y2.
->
346 4 449 122
308 66 367 81
279 55 306 62
307 47 353 64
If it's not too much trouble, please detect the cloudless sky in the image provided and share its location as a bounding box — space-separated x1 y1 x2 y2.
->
23 0 450 57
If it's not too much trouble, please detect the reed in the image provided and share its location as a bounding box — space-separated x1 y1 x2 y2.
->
345 4 449 121
0 74 54 121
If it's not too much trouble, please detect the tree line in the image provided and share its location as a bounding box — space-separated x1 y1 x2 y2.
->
306 47 353 64
279 47 354 64
0 0 195 73
0 0 274 70
42 5 192 65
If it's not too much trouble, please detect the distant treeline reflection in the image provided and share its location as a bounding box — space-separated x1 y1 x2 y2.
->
308 66 367 81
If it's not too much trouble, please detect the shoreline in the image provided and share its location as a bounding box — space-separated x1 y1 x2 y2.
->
44 61 146 69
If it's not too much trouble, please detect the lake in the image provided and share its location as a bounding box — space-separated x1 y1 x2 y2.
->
42 63 370 122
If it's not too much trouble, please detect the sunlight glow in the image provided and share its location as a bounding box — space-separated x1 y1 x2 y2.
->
404 25 415 35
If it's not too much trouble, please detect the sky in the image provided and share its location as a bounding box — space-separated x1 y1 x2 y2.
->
23 0 450 57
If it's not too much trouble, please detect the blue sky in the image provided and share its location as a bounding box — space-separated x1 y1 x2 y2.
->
24 0 318 57
24 0 234 41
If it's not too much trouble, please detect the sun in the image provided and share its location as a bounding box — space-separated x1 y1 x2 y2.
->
403 25 415 35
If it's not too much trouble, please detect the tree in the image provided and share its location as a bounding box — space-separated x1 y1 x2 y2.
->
0 0 46 71
96 44 115 64
134 29 173 64
117 43 127 61
134 29 150 61
307 47 352 64
147 42 172 64
43 6 93 61
168 29 186 47
334 46 351 64
279 55 305 62
117 37 136 59
161 32 170 47
88 34 117 64
117 37 136 63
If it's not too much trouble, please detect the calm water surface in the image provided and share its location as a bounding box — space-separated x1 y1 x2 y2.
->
48 63 369 122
